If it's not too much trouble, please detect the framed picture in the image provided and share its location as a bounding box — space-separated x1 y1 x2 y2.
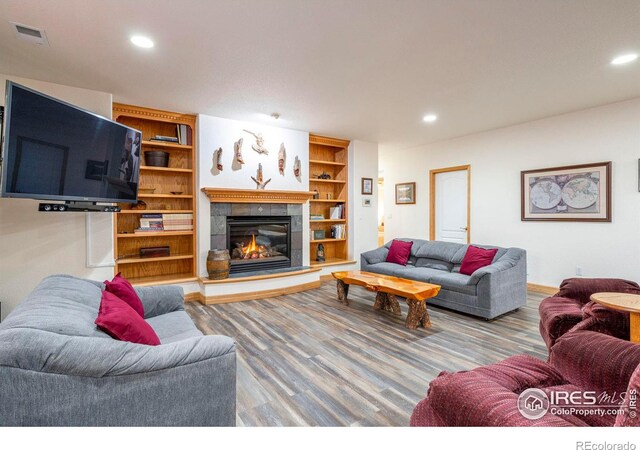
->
395 182 416 204
521 161 611 222
361 177 373 195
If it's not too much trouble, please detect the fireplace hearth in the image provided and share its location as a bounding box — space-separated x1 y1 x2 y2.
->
226 216 291 274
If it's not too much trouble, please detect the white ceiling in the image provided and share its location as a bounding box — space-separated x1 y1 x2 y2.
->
0 0 639 150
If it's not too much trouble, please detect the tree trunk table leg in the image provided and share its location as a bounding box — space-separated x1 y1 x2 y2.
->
373 291 387 310
387 294 402 315
336 280 349 306
405 299 431 329
374 292 402 315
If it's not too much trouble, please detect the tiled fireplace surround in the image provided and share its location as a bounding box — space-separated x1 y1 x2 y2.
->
210 202 304 269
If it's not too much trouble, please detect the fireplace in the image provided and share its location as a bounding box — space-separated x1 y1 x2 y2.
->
226 216 292 274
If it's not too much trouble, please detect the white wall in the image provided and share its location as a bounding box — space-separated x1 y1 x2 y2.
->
348 140 379 266
380 98 640 288
196 114 310 276
0 75 113 319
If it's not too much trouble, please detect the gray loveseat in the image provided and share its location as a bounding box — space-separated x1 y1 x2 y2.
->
361 240 527 319
0 275 236 426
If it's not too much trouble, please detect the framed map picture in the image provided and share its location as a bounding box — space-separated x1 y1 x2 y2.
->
521 161 611 222
395 182 416 204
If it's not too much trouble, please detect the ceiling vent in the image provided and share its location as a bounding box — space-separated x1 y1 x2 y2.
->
10 22 49 46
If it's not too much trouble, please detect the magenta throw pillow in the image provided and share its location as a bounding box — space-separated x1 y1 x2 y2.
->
459 246 498 275
385 240 413 266
104 273 144 318
95 291 160 346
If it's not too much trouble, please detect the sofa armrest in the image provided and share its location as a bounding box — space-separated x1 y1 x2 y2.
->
474 253 527 317
135 285 185 318
360 246 389 267
468 259 517 285
419 355 573 426
0 328 235 377
550 330 640 395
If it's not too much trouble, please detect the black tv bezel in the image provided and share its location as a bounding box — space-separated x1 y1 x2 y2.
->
1 81 141 204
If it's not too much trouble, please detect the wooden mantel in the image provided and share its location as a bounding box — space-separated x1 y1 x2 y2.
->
201 187 316 204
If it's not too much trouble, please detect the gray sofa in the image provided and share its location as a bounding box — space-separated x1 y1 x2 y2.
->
0 274 236 426
361 239 527 319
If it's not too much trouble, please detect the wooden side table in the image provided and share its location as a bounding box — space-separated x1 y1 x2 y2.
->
590 292 640 343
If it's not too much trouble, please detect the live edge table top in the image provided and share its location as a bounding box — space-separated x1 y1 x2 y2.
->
331 270 441 301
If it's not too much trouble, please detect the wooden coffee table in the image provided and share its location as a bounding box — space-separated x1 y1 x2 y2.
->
591 292 640 343
332 270 441 329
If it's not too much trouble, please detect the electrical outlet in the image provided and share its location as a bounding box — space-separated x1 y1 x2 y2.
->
576 266 583 276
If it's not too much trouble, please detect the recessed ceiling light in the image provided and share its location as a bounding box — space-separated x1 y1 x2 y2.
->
611 53 638 65
422 114 438 123
130 35 154 48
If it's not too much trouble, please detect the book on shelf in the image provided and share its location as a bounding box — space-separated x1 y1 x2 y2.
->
162 213 193 231
176 124 189 145
330 224 346 239
310 214 325 221
329 203 345 220
150 135 179 143
139 213 163 231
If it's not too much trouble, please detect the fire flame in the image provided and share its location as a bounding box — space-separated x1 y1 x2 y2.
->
243 234 259 255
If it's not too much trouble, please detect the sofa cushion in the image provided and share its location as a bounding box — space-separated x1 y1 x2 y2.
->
364 262 416 278
429 273 477 296
414 241 463 263
415 258 454 272
95 291 160 346
399 267 449 283
0 275 108 338
146 310 203 344
386 239 413 265
460 246 498 275
104 273 145 318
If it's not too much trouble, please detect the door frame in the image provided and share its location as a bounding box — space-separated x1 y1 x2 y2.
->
429 165 471 243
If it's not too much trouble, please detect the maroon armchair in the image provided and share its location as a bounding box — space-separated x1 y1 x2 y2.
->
538 278 640 350
410 330 640 427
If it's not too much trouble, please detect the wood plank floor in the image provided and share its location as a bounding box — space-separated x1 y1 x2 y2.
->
185 282 548 426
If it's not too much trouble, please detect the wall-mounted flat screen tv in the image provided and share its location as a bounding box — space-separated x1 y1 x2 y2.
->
1 81 141 203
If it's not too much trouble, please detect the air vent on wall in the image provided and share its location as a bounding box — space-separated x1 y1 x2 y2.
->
10 22 49 46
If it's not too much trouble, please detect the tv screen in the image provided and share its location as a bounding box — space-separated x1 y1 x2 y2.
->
1 81 141 203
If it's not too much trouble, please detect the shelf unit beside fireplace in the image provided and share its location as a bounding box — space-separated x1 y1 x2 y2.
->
309 134 351 267
112 103 198 286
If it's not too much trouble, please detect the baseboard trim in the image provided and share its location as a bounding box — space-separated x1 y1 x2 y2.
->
320 274 335 282
184 292 201 303
527 283 558 295
200 280 321 305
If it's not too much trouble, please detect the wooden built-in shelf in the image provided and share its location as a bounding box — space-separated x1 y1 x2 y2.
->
310 238 347 243
311 258 357 268
309 159 347 167
138 193 193 199
141 140 193 150
308 134 350 266
310 179 346 184
113 103 197 287
116 254 194 265
117 231 194 238
140 166 193 173
118 209 193 214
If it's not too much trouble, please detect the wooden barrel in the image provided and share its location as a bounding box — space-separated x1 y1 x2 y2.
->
207 249 230 280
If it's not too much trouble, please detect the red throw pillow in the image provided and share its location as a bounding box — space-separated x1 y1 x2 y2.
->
104 273 144 318
386 239 413 266
95 291 160 346
459 245 498 275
